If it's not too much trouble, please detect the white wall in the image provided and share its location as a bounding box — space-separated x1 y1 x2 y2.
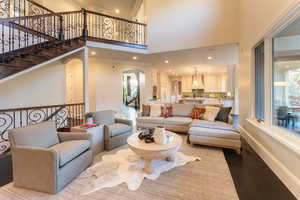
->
145 0 239 53
89 58 156 113
135 2 145 23
239 0 300 198
65 59 83 104
157 72 172 103
0 61 66 109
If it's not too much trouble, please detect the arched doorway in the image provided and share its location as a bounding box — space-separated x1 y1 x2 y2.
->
123 70 144 110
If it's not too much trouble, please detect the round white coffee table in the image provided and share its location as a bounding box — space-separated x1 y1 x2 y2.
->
127 131 182 174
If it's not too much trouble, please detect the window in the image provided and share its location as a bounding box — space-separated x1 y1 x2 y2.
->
272 18 300 133
255 42 265 121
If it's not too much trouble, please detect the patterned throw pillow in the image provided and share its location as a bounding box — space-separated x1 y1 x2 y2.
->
142 105 151 117
203 106 221 121
161 106 173 118
192 108 206 119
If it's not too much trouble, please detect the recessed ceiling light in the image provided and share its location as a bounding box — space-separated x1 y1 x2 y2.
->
165 60 169 64
133 56 138 60
208 56 213 60
115 9 120 14
91 51 96 55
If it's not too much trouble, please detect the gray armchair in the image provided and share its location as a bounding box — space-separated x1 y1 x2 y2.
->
8 121 93 194
93 110 133 151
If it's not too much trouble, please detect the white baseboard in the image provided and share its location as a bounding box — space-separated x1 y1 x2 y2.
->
239 125 300 199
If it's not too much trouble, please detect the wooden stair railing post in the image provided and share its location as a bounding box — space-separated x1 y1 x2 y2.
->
82 9 88 38
59 16 65 40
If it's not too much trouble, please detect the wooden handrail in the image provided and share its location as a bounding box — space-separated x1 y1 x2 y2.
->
26 0 56 14
0 12 62 23
9 22 59 41
56 10 83 15
85 9 147 26
0 103 84 113
44 105 66 121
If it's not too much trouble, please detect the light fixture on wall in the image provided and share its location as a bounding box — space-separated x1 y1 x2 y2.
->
115 9 120 14
165 60 169 64
208 56 213 60
91 51 96 55
132 56 138 60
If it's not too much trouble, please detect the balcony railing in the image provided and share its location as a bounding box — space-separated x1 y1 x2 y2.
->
0 8 147 57
86 10 146 46
0 103 85 154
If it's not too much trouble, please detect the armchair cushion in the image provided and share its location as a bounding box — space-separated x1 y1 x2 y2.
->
49 140 90 167
108 123 132 137
94 110 115 125
57 132 92 142
9 121 59 148
115 118 133 126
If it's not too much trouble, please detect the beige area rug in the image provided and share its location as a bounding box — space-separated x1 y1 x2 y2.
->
0 136 239 200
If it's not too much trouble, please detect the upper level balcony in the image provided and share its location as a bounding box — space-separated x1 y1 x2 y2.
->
0 0 147 56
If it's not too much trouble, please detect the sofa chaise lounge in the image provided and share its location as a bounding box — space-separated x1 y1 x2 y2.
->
137 103 241 153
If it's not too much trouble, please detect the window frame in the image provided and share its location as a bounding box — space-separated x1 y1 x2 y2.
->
250 3 300 128
254 41 265 122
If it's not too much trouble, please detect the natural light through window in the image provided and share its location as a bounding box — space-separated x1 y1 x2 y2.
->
273 18 300 134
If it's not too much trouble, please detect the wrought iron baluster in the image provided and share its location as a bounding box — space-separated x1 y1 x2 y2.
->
1 22 4 55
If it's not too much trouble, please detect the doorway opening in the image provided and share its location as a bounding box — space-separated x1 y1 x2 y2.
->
123 70 142 110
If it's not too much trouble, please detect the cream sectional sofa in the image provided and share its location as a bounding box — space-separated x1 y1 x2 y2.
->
137 103 241 153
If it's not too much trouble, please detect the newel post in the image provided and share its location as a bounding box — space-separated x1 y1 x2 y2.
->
82 9 88 38
59 15 64 40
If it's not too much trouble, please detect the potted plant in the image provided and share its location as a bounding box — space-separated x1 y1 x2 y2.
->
85 112 94 125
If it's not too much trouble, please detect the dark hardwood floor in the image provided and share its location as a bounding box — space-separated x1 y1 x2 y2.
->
223 139 297 200
0 138 297 200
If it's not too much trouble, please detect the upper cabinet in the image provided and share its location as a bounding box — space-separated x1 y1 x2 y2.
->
181 74 230 92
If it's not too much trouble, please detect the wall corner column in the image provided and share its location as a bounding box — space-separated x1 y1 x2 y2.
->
83 46 90 113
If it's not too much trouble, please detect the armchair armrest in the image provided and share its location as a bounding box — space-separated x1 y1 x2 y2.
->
11 146 59 193
57 132 92 142
115 118 133 127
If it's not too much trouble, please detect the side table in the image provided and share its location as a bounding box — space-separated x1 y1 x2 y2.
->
71 124 104 155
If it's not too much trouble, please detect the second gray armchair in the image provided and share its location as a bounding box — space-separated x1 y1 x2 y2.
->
93 110 133 150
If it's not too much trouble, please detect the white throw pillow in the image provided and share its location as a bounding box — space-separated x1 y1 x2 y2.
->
150 104 162 117
203 106 220 121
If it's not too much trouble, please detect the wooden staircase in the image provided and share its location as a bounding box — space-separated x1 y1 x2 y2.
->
0 39 85 79
0 0 147 81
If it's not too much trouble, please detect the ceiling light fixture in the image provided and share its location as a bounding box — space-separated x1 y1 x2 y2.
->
165 60 169 64
91 51 96 55
133 56 138 60
115 9 120 14
208 56 213 60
